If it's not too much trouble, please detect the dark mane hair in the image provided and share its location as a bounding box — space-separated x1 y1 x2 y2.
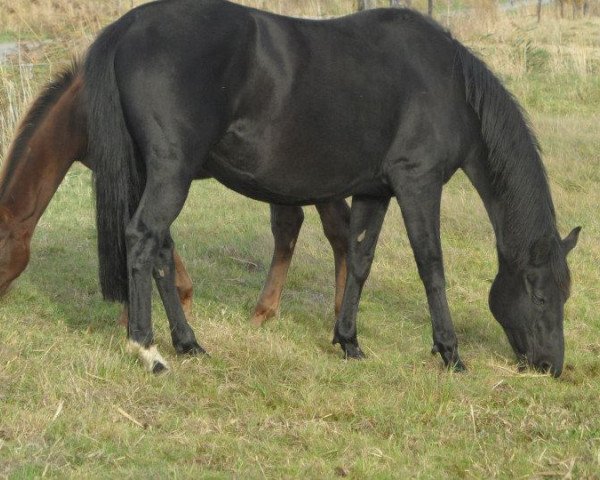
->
457 48 555 238
455 42 570 291
0 61 80 199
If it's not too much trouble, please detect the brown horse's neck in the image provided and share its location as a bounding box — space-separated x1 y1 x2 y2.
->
0 73 87 235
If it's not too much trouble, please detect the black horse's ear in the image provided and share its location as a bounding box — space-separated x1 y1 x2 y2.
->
562 226 581 255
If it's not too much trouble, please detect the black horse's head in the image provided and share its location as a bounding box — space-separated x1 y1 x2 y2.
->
489 227 580 377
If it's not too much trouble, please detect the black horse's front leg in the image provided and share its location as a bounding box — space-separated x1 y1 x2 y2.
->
333 196 389 359
391 170 465 371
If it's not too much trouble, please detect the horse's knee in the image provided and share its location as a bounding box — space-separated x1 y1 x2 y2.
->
152 244 174 280
125 223 160 272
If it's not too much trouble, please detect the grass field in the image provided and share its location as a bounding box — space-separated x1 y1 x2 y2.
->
1 1 599 478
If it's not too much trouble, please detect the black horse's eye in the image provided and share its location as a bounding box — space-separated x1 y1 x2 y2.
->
532 294 546 306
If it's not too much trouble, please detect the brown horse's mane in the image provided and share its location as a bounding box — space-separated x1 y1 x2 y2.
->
0 61 81 199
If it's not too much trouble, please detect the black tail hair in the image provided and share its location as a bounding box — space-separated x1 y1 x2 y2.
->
456 41 557 265
84 14 144 303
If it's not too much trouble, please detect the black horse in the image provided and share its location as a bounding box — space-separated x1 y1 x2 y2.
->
84 0 579 376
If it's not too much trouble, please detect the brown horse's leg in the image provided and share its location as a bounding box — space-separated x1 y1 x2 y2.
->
174 250 193 318
118 249 192 327
315 200 350 319
118 306 129 326
251 205 303 326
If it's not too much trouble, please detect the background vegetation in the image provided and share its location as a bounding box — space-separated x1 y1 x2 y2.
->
1 0 599 478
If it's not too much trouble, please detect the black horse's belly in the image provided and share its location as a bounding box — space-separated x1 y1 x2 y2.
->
206 119 388 205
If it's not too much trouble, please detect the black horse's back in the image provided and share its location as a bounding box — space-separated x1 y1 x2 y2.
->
106 1 478 203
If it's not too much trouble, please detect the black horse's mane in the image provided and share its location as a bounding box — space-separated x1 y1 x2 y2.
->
0 61 80 200
365 9 562 276
455 41 570 291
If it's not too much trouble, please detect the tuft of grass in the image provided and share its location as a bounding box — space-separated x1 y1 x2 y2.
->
1 1 599 478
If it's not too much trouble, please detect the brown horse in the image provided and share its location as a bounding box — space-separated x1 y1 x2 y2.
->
0 64 350 326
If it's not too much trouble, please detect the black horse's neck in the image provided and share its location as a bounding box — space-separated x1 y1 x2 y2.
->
464 144 560 272
458 43 560 269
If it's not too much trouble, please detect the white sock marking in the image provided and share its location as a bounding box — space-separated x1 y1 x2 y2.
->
127 340 169 373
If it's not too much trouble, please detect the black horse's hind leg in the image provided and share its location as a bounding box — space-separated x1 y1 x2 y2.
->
333 196 389 358
316 200 351 319
126 172 200 373
388 166 465 371
153 233 205 355
126 214 167 373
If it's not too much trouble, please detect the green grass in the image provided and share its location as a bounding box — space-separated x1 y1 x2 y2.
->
1 3 600 478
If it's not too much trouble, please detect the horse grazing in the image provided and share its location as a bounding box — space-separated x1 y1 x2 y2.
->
0 64 350 327
83 0 579 376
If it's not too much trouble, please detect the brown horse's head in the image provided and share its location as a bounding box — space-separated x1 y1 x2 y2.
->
0 208 31 296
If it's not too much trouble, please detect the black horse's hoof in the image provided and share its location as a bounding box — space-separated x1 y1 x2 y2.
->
342 343 365 360
152 360 169 374
175 341 207 356
332 329 364 359
433 344 466 372
449 358 467 372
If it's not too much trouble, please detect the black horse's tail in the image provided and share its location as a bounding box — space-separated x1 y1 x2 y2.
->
84 14 143 303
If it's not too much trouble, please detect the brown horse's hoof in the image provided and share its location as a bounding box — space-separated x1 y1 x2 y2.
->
127 341 170 373
250 306 277 327
250 314 267 327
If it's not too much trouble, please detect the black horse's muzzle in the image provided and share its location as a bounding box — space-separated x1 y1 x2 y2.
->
532 356 563 378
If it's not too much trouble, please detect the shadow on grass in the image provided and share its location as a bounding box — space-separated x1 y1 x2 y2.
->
10 237 121 336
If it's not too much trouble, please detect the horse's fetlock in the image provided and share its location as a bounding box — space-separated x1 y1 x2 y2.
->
174 339 207 356
127 340 169 373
